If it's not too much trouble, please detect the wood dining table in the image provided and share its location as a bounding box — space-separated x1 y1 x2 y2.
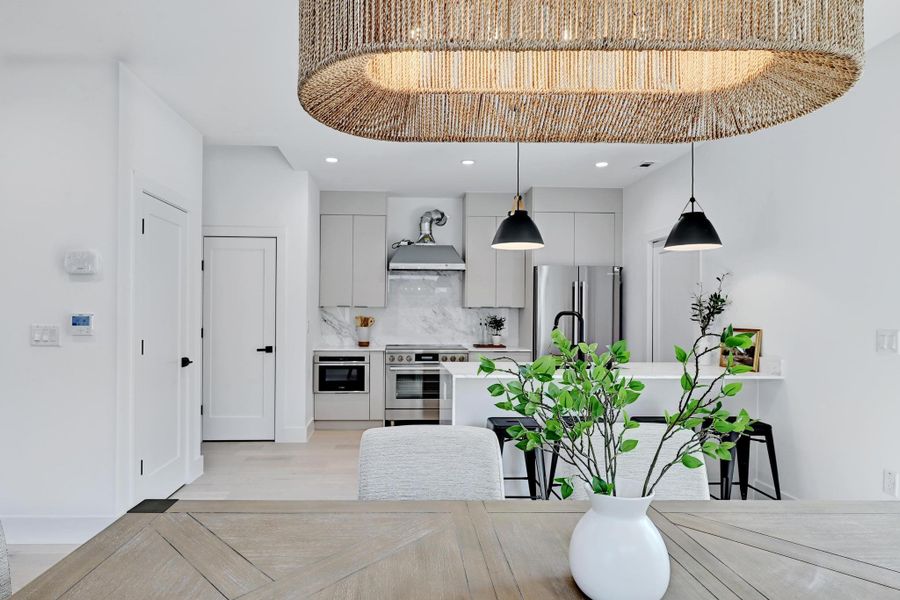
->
13 499 900 599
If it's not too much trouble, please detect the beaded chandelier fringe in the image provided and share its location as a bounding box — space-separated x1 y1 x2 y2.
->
298 0 864 143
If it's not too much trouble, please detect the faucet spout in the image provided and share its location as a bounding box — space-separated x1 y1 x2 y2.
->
553 310 585 359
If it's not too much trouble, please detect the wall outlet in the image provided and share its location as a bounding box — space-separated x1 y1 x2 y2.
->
876 329 899 354
883 469 899 497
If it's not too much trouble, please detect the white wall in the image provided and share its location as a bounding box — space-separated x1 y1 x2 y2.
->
622 35 900 501
0 60 202 543
116 64 204 511
0 59 119 544
203 145 318 441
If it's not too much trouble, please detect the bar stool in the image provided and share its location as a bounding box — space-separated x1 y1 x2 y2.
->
486 417 544 500
721 420 781 500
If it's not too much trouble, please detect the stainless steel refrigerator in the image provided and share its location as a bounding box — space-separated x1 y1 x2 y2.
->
532 265 622 358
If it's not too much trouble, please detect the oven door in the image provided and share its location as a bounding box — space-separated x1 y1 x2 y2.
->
386 365 449 416
315 362 369 394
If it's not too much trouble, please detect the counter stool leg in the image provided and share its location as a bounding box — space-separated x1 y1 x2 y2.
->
764 431 782 500
737 434 751 500
719 432 738 500
524 450 539 500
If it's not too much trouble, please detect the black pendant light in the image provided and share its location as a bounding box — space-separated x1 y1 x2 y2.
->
664 143 723 252
492 143 544 250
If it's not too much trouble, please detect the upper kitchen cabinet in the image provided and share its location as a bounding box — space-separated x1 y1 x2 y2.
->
529 188 623 267
464 194 526 308
320 192 388 307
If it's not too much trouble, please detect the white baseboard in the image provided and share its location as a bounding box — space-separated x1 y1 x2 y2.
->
1 515 117 545
187 455 204 483
752 478 798 501
276 423 312 443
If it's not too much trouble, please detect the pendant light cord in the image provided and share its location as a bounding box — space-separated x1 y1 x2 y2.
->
691 142 695 200
516 142 521 198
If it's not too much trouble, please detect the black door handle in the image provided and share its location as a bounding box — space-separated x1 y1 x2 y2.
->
181 357 193 368
256 346 274 354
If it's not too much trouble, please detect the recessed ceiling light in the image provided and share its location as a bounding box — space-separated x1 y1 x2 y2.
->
325 157 339 163
461 159 475 166
595 161 609 168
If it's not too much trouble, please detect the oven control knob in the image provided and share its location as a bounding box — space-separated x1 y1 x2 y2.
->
451 356 457 362
440 355 447 361
405 355 412 362
388 355 395 362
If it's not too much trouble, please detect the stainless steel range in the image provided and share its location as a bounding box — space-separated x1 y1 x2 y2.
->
384 344 468 424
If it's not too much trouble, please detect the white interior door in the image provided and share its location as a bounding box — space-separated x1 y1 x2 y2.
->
135 191 189 500
203 237 276 440
651 240 701 362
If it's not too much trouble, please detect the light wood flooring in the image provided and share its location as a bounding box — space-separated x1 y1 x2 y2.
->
7 430 363 592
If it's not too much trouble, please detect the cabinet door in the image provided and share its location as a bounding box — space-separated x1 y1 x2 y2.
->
320 215 353 306
574 213 616 266
495 216 525 307
532 212 575 266
464 216 497 307
369 351 385 420
352 215 387 307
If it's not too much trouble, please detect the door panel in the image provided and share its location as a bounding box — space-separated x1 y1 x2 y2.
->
579 266 620 351
203 237 276 440
352 215 387 307
320 215 353 306
651 240 700 362
135 192 188 501
533 265 578 356
464 216 497 307
495 216 526 308
532 212 575 266
574 213 616 266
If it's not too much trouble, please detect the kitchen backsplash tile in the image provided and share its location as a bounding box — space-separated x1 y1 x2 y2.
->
318 271 519 347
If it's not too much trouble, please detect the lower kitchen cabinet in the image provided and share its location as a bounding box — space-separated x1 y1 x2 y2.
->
314 394 370 421
369 351 385 420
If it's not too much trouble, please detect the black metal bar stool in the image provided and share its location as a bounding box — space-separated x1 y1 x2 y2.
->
721 420 781 500
486 417 545 500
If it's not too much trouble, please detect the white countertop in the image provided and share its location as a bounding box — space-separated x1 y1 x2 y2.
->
441 361 784 381
313 345 532 353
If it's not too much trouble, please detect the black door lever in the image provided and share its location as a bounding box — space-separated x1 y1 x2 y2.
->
181 357 193 368
256 346 274 353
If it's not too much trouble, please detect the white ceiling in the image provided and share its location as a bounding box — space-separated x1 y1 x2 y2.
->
2 1 898 195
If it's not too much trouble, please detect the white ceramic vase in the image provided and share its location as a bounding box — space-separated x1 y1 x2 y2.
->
569 480 670 600
491 334 502 346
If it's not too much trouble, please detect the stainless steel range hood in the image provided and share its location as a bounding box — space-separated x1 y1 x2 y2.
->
389 209 465 271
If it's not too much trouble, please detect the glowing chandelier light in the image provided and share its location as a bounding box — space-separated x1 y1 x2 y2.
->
298 0 864 143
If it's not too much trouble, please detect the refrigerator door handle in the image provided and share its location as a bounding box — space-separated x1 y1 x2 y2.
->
572 280 580 347
580 280 588 346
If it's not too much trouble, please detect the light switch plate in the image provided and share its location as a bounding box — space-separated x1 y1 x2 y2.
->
31 324 61 346
876 329 899 354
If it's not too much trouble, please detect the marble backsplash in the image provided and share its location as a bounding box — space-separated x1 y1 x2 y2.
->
318 271 520 347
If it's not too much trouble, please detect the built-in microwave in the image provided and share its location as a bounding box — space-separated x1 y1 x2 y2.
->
314 353 369 394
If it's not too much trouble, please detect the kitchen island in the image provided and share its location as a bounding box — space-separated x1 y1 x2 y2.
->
440 361 784 496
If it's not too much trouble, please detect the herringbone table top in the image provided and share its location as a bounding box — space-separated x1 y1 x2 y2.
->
13 499 900 599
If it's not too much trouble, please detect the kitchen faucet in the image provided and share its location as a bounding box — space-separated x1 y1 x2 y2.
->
553 310 585 360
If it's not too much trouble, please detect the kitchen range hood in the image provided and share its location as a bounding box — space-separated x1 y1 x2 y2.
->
388 209 465 271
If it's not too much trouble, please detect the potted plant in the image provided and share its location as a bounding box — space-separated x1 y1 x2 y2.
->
485 314 506 346
691 273 730 364
479 326 755 600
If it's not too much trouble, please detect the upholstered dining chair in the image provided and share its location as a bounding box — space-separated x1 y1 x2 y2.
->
552 422 711 501
1 521 11 600
358 425 505 501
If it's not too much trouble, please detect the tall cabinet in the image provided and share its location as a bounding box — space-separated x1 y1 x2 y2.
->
319 192 388 307
464 194 526 308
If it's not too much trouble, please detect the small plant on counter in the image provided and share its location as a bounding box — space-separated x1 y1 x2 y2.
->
485 314 506 335
691 273 731 336
478 326 756 497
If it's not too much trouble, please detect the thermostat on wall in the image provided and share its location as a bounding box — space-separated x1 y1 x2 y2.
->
70 313 95 336
64 250 101 275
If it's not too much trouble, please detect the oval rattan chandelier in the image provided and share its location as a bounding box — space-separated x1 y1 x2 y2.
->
298 0 864 143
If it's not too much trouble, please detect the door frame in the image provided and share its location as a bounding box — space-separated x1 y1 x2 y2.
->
203 226 289 442
116 174 201 514
202 234 278 441
644 233 704 361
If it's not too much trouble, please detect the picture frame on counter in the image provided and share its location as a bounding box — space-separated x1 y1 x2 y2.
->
720 328 763 372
